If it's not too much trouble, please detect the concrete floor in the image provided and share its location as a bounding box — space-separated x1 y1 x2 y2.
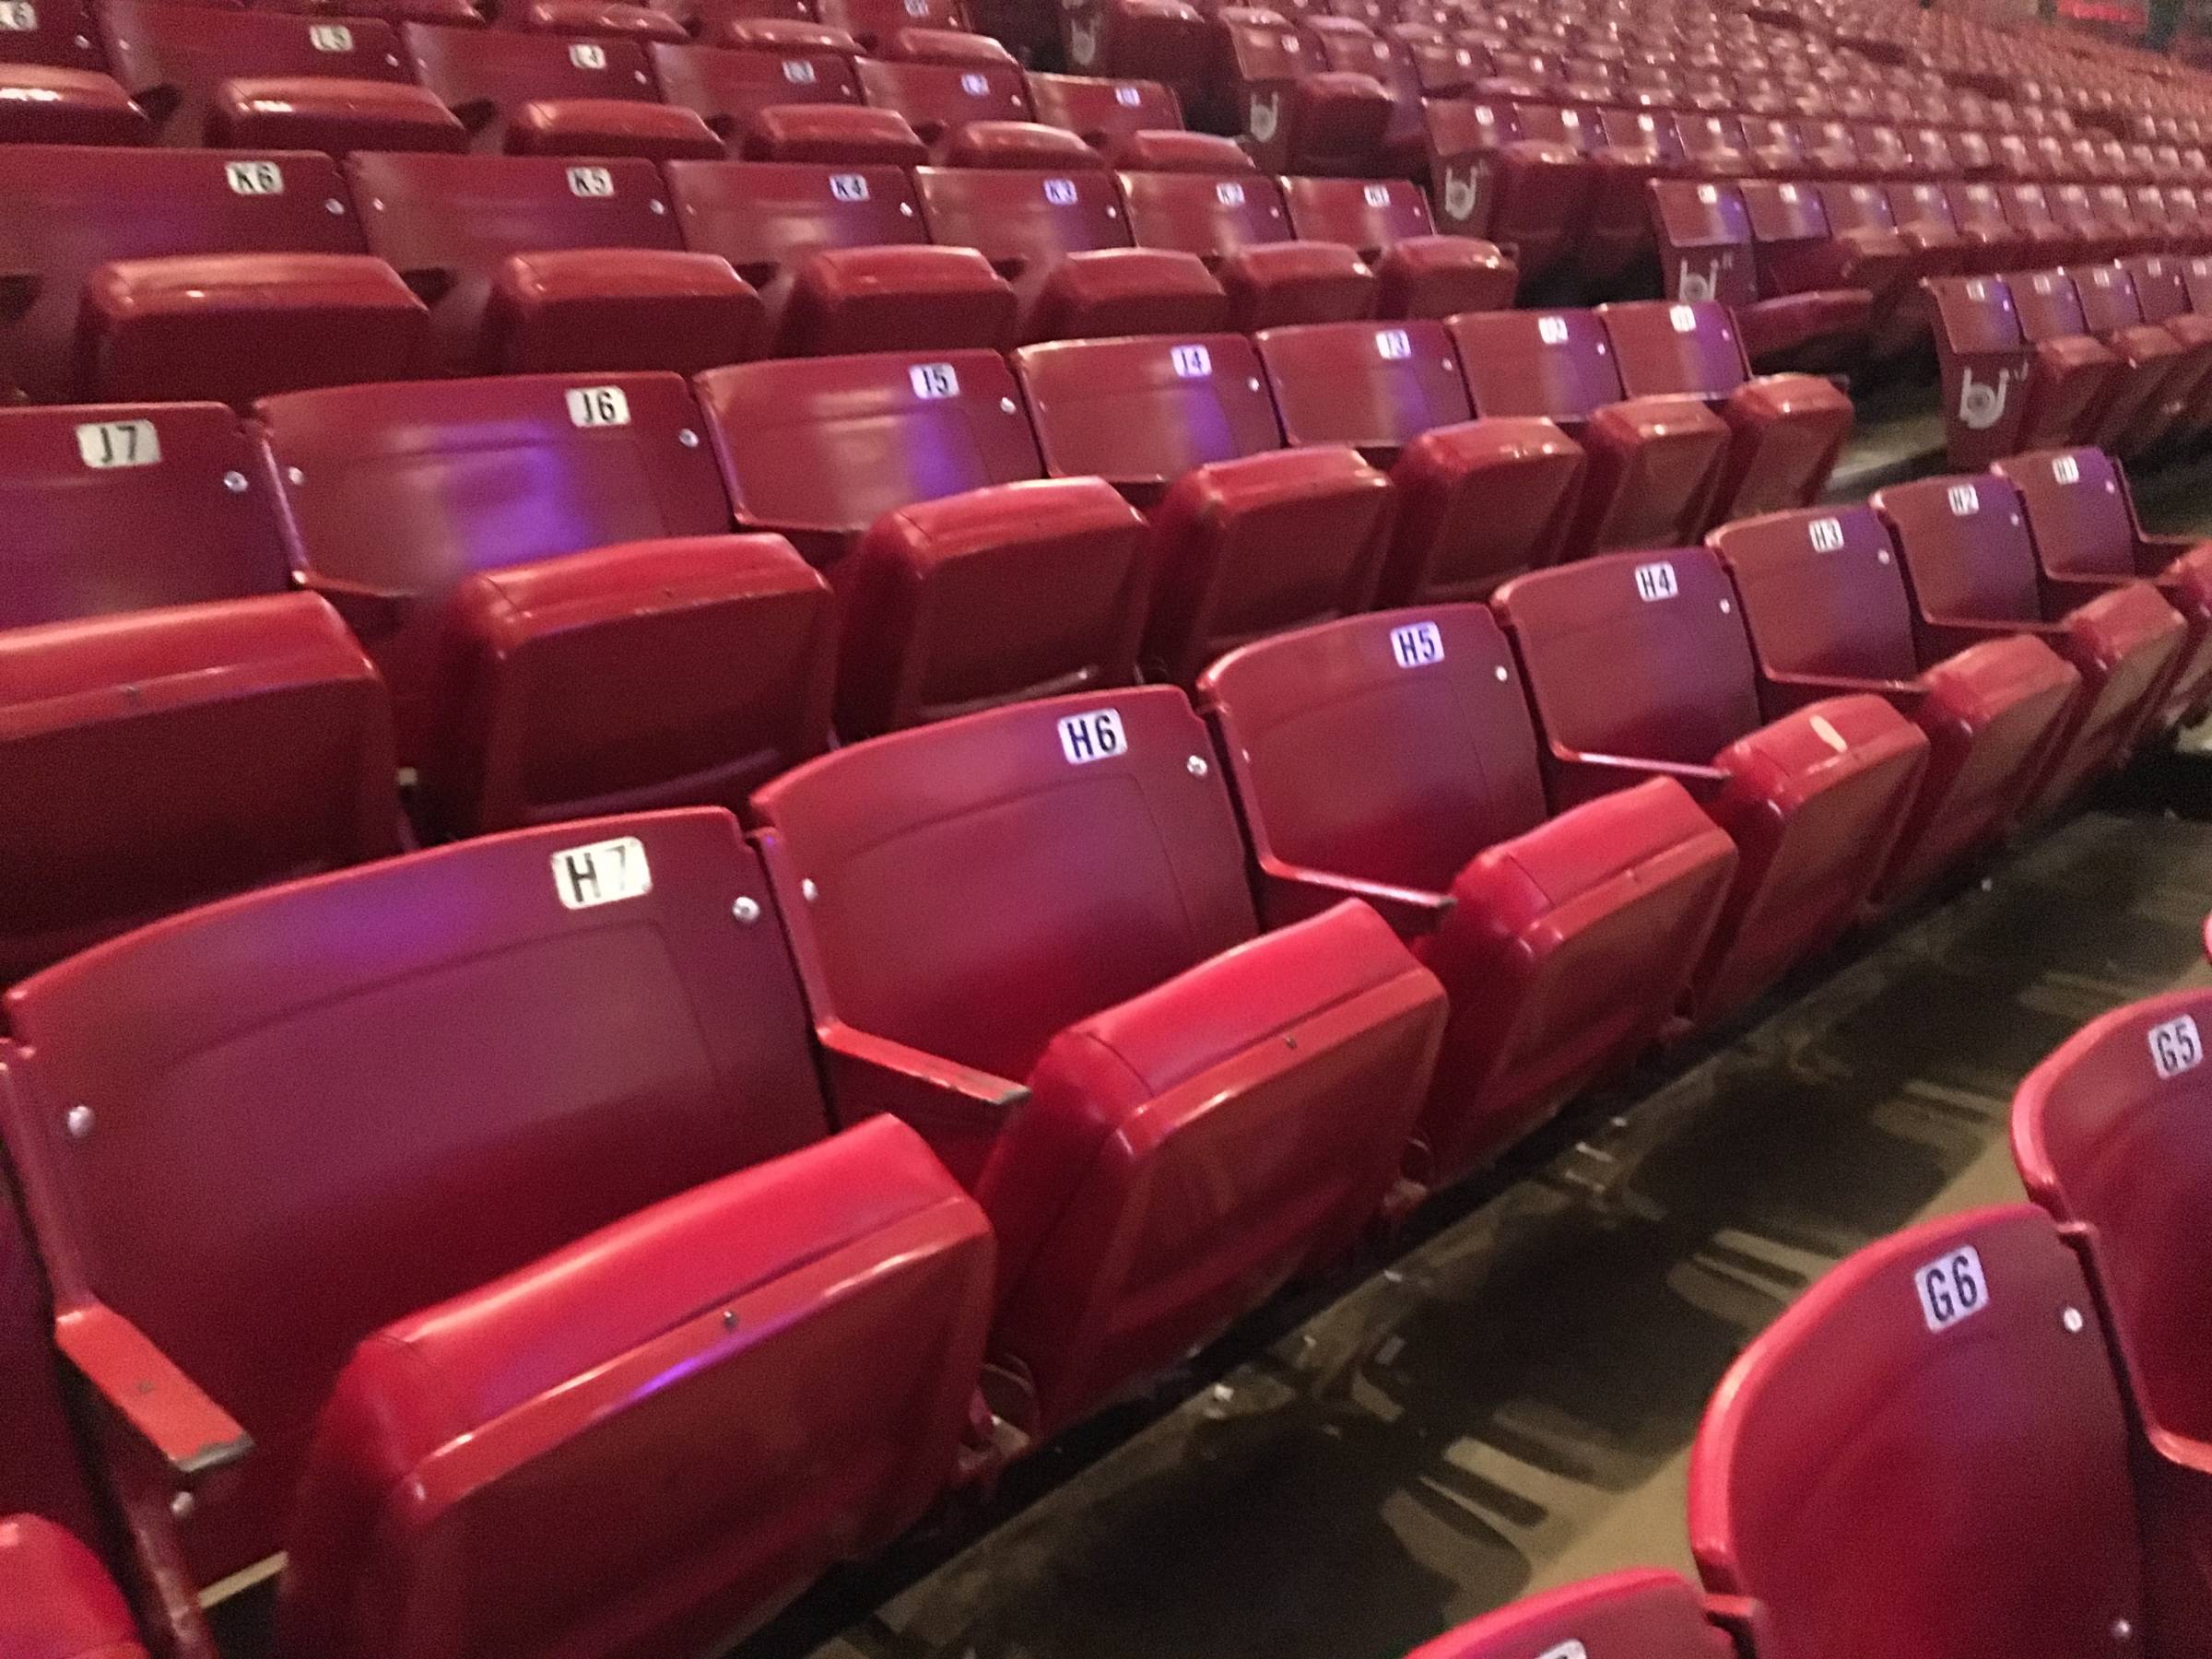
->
716 411 2212 1659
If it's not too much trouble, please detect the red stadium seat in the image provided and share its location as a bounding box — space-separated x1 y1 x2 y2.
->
695 347 1041 567
349 151 763 374
1493 547 1929 1028
418 534 835 838
933 118 1102 170
1996 446 2212 729
0 1517 147 1659
0 809 997 1658
1196 608 1735 1188
0 146 430 407
1652 179 1874 374
259 371 733 763
1116 168 1376 329
1022 69 1181 148
514 0 688 41
2123 253 2212 443
500 96 724 159
0 401 291 629
1277 175 1515 319
1873 472 2186 819
749 688 1448 1439
1710 505 2082 908
1942 180 2043 272
1105 128 1250 172
100 1 464 151
1142 445 1393 684
854 55 1029 152
817 0 965 49
405 21 660 152
912 164 1227 343
878 25 1015 65
0 592 398 982
650 39 865 147
738 101 928 165
2060 262 2196 455
1403 1571 1735 1659
2016 987 2212 1657
0 64 149 146
1688 1206 2150 1659
1255 318 1586 601
1927 274 2122 469
778 242 1016 355
1450 308 1729 553
1012 330 1280 510
837 476 1152 734
1423 98 1590 295
1597 299 1854 523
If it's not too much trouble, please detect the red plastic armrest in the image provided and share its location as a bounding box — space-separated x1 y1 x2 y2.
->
1763 665 1926 715
1554 744 1732 802
54 1302 251 1480
1255 854 1454 935
818 1022 1030 1142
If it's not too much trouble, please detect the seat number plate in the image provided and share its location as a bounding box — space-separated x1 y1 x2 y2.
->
571 41 607 68
0 4 35 29
909 362 959 399
566 385 630 428
568 166 615 198
1390 621 1443 667
2150 1013 2204 1079
552 837 652 910
1043 178 1078 205
1808 516 1844 552
2053 453 2080 485
225 160 283 196
308 23 352 50
782 57 817 83
1058 709 1126 765
1947 483 1980 516
1215 181 1246 206
76 419 159 470
1170 343 1211 378
1915 1245 1990 1333
1634 560 1678 602
829 171 869 201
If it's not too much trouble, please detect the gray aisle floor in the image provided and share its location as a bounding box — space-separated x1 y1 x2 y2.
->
734 418 2212 1659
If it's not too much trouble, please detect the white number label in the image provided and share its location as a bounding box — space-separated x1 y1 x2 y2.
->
0 3 35 29
909 362 959 399
1057 708 1125 765
2053 453 2081 485
1215 181 1246 206
1170 343 1211 379
1915 1245 1990 1333
308 22 352 50
1536 1645 1588 1659
829 171 869 202
1043 177 1077 206
224 160 283 196
567 166 615 198
1363 182 1391 206
1114 83 1141 106
1697 182 1718 204
1808 516 1844 553
959 71 989 95
1634 560 1678 602
2149 1013 2203 1079
905 0 929 13
782 57 817 83
1374 328 1411 361
1536 314 1569 344
565 385 630 428
1390 620 1443 667
570 41 607 68
75 419 159 470
1947 483 1980 516
552 837 652 910
1669 303 1698 332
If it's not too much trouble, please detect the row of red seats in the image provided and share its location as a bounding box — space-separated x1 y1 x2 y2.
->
1402 942 2212 1659
1929 257 2212 465
1652 179 2212 375
0 2 1189 163
0 307 1835 924
1429 87 2212 300
0 439 2200 1656
0 141 1516 407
